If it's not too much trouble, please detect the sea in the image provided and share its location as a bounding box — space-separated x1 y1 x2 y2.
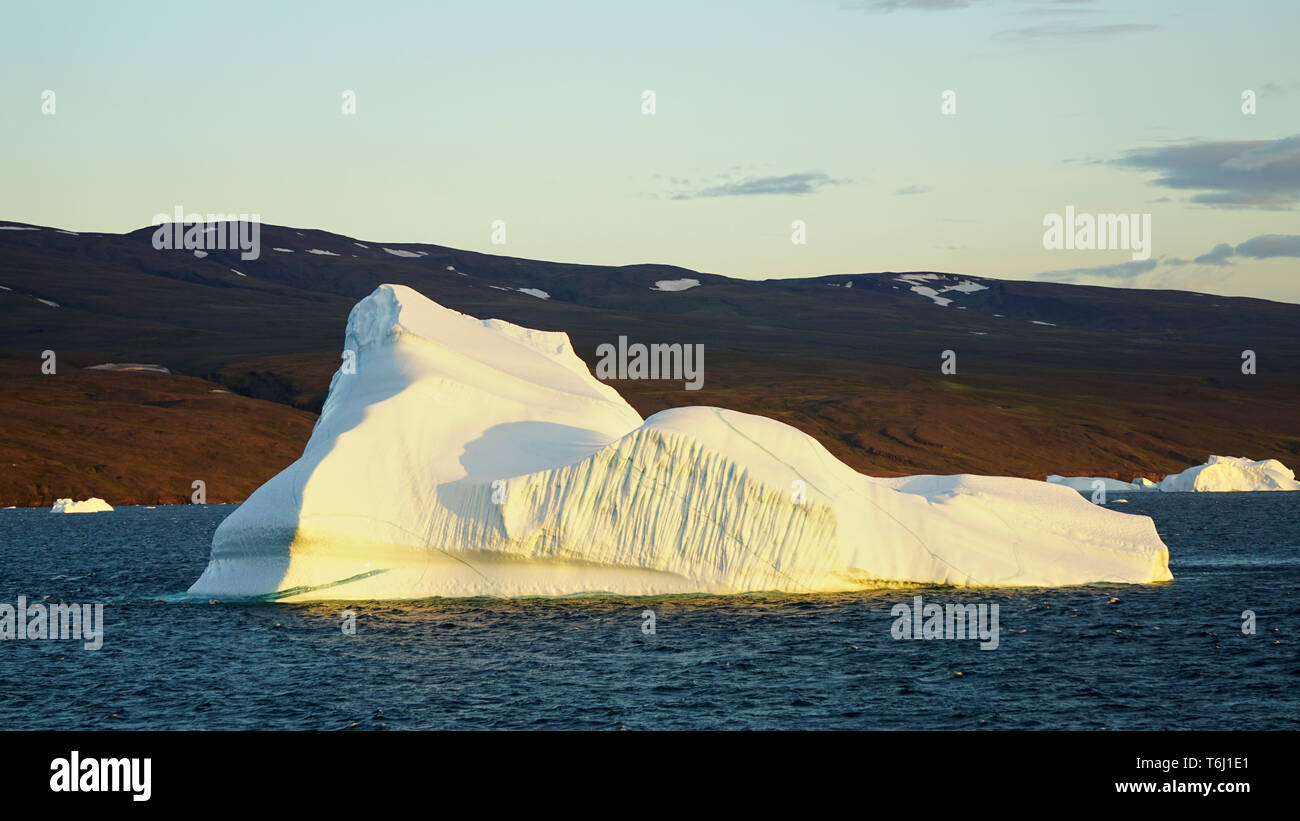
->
0 493 1295 730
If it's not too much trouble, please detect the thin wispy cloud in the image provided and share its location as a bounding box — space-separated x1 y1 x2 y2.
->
669 172 847 200
1020 0 1102 15
1036 259 1160 282
845 0 975 11
1194 243 1235 266
999 22 1157 38
1041 234 1300 284
1116 135 1300 209
1192 234 1300 266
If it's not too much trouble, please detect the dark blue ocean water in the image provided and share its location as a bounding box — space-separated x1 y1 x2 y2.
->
0 494 1295 730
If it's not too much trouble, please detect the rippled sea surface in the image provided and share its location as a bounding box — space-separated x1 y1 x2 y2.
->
0 494 1296 730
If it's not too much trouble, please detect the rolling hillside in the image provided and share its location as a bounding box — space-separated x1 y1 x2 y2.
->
2 219 1296 506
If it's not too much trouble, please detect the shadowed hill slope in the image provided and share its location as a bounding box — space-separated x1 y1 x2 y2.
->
1 219 1296 505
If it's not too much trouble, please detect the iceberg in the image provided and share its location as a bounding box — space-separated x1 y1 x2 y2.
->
187 284 1172 600
51 497 114 513
1157 456 1300 493
1049 458 1299 495
1045 476 1143 493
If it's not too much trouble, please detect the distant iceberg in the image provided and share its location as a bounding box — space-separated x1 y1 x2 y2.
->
1157 456 1300 492
1049 456 1299 495
187 284 1171 600
51 497 114 513
1045 476 1143 493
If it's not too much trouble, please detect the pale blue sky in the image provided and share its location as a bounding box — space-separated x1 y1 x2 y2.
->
3 0 1298 301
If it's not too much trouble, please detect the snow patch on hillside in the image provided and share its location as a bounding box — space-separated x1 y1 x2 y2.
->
895 274 988 307
651 278 700 292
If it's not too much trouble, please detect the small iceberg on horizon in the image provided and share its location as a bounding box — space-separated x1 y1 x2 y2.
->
1048 456 1300 495
1045 476 1145 494
187 284 1172 601
51 497 114 513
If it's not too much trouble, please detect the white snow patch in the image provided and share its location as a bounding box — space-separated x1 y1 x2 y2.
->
382 248 421 258
52 497 113 513
186 284 1172 600
651 278 701 292
37 298 58 308
306 249 340 256
193 250 208 258
273 247 294 253
516 288 550 300
355 242 368 249
231 269 246 277
894 275 988 307
1031 320 1057 327
0 226 38 231
906 286 952 307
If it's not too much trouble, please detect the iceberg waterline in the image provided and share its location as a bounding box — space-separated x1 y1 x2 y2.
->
188 284 1172 600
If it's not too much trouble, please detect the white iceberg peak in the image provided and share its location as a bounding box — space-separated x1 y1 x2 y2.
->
188 284 1171 600
1158 455 1299 493
52 497 114 513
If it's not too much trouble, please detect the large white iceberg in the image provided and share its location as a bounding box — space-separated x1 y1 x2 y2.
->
1157 456 1300 492
51 497 114 513
188 284 1172 600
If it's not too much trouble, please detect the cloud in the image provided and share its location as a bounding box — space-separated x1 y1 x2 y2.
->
1115 134 1300 209
998 22 1156 38
1022 0 1102 15
1035 258 1160 282
1233 234 1300 259
895 184 934 195
669 172 846 199
1186 234 1300 266
847 0 974 11
1193 243 1235 266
